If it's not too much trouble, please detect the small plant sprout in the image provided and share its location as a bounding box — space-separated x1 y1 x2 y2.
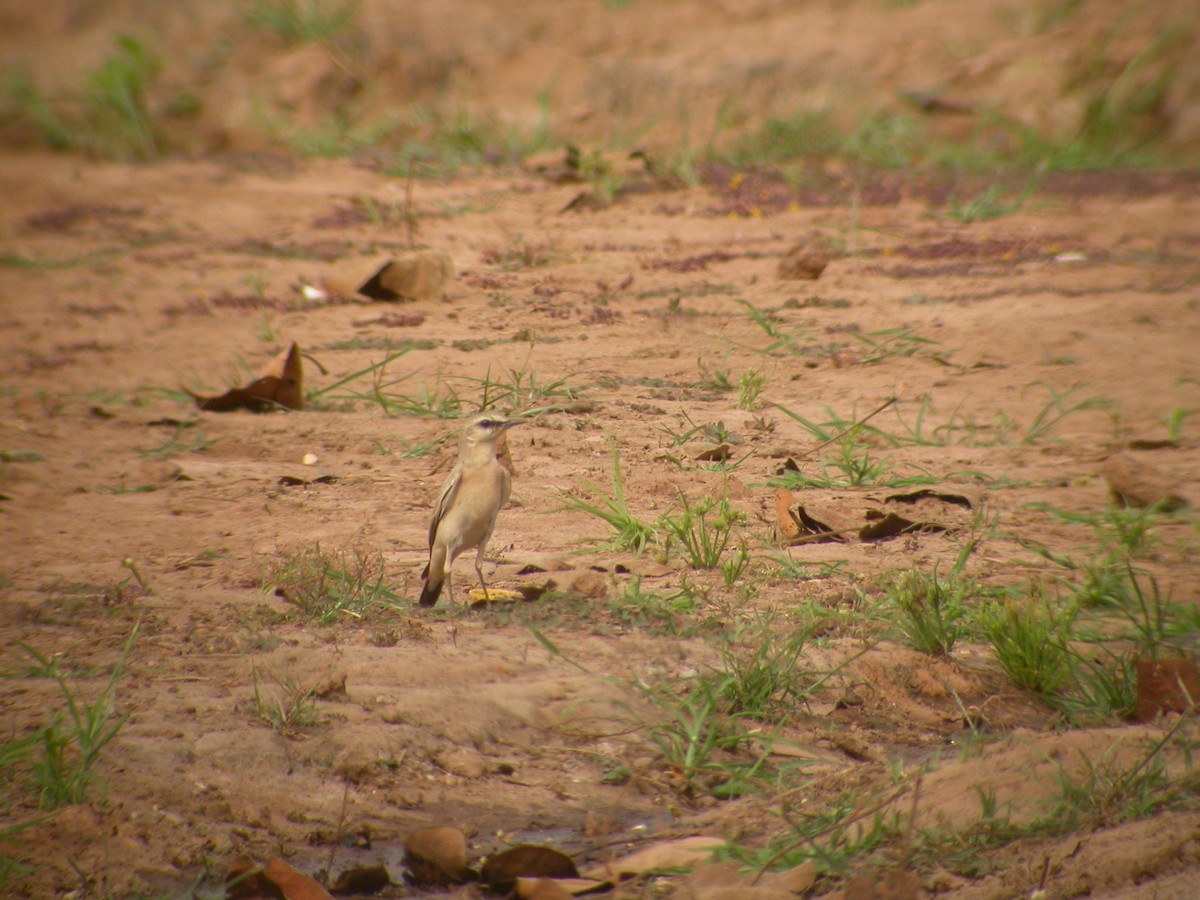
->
558 439 657 555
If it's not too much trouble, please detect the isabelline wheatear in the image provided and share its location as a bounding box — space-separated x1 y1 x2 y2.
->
418 413 524 607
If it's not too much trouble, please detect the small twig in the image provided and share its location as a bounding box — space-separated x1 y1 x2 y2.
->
784 396 898 463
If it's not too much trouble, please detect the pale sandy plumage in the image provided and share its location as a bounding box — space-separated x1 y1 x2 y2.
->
419 414 523 607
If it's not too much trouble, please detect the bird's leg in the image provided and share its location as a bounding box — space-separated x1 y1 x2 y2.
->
475 550 489 600
445 566 455 605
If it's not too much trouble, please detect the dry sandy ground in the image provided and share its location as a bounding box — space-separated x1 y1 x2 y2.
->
1 149 1198 898
2 2 1200 899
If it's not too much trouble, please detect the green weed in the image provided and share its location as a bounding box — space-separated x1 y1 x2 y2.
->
607 579 699 635
558 440 657 555
979 587 1076 694
8 36 163 160
947 184 1030 223
244 0 357 44
18 627 136 808
737 368 768 410
264 545 403 623
250 666 323 733
137 423 214 459
659 493 745 569
886 566 978 656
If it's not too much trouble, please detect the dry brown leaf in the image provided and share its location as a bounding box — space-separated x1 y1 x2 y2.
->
1131 657 1200 722
859 511 947 541
756 860 817 893
884 488 973 509
226 855 282 900
774 488 802 543
326 250 454 302
404 825 469 885
192 342 304 412
516 876 578 899
328 865 391 895
517 876 606 897
1103 453 1188 511
262 857 332 900
483 845 579 894
587 835 725 880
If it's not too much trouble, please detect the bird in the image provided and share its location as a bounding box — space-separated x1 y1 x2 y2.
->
418 413 524 607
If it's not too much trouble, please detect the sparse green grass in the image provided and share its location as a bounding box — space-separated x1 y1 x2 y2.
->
607 579 700 635
979 587 1077 694
659 493 746 569
737 368 767 410
559 441 658 555
885 566 978 656
768 434 941 490
1045 720 1199 829
250 666 323 733
137 423 214 459
6 36 164 160
244 0 357 44
14 627 136 809
947 184 1030 223
264 545 403 623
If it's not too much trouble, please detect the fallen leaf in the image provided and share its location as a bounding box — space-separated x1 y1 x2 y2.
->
325 251 454 302
884 488 973 509
278 473 339 486
1103 453 1188 511
226 855 282 900
774 488 801 543
404 826 469 885
516 876 577 899
859 512 946 541
1130 657 1200 722
483 845 579 894
791 504 847 543
689 442 732 462
328 865 391 895
587 836 725 880
191 342 304 412
756 860 817 893
262 857 332 900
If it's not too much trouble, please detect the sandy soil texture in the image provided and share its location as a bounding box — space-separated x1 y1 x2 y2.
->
2 3 1199 899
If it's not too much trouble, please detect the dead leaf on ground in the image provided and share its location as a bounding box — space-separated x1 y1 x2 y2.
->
404 826 469 886
482 845 579 894
1102 453 1188 511
515 876 579 899
860 511 947 541
277 472 339 486
1130 657 1200 722
884 488 974 509
190 342 304 412
262 857 333 900
328 865 391 895
325 251 454 302
226 855 282 900
774 488 802 543
586 835 725 881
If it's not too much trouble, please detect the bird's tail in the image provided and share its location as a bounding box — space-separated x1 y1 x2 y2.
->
419 546 446 607
418 575 442 607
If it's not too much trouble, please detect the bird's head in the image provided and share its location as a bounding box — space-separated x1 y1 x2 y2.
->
460 413 524 450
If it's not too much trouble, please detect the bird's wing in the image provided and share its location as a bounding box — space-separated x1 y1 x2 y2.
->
428 463 463 548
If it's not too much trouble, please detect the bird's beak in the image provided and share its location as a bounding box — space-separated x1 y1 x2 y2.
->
501 417 525 430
